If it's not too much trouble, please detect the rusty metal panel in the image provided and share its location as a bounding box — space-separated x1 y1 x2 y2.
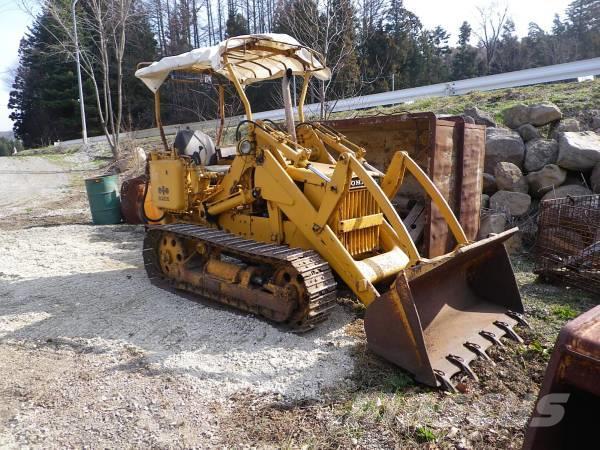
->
523 305 600 450
427 120 456 256
459 121 486 241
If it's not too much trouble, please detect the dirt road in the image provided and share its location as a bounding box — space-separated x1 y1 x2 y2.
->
0 155 91 229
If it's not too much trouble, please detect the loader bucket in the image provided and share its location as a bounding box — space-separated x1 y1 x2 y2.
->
364 229 525 389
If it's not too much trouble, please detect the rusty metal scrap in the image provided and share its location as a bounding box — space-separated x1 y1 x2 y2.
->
523 305 600 450
534 194 600 295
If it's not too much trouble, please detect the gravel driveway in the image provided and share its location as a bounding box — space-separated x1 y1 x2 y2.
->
0 224 357 447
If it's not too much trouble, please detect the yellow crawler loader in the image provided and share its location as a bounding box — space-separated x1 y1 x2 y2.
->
135 34 527 390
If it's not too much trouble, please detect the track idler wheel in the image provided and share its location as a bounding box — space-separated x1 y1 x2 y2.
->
158 233 187 280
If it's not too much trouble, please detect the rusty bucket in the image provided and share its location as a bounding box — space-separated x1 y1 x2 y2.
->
364 229 525 389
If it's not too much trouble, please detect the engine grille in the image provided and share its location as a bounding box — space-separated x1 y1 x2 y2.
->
332 187 380 257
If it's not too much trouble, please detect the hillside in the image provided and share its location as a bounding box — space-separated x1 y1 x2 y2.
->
341 78 600 126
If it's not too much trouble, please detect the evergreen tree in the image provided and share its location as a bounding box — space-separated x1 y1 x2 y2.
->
8 9 98 147
565 0 600 58
451 21 479 80
385 0 423 89
490 19 521 73
226 9 249 37
326 0 360 97
122 4 158 129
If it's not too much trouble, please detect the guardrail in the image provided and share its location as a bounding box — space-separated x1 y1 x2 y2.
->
60 56 600 147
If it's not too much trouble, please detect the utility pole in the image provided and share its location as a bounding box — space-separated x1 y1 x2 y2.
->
72 0 88 145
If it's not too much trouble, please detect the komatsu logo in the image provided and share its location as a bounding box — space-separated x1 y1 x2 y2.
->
350 179 364 188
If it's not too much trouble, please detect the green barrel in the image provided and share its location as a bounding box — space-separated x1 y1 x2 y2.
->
85 174 122 225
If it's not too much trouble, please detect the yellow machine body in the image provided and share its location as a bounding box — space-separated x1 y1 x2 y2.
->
136 34 525 390
149 158 187 210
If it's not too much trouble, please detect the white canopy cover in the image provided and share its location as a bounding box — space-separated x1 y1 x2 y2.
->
135 33 331 93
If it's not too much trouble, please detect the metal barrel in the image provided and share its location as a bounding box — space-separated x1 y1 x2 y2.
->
364 229 524 389
85 174 122 225
120 175 146 224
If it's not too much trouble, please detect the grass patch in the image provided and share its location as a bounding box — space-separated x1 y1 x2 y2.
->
332 78 600 126
551 304 579 320
383 372 415 392
415 425 437 443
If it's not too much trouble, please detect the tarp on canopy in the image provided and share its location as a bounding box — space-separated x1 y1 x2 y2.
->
135 33 331 93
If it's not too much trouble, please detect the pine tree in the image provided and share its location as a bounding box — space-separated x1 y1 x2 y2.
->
565 0 600 58
451 21 479 80
490 19 521 73
122 4 158 129
8 9 98 147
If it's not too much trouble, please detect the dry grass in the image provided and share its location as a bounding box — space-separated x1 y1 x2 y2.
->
215 255 596 449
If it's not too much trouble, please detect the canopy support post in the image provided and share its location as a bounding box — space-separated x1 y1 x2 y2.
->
216 85 225 147
226 64 252 121
282 68 297 142
154 90 169 152
298 74 311 122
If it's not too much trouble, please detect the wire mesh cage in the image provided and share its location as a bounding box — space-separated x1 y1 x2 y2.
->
534 195 600 295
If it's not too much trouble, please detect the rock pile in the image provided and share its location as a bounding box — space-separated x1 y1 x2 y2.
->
470 103 600 243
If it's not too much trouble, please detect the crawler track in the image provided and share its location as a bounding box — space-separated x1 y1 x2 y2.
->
143 223 337 331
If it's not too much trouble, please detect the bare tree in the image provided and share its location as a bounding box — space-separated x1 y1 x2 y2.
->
39 0 136 160
275 0 360 118
474 1 509 74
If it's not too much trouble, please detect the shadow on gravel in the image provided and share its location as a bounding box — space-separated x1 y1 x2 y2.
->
0 266 356 397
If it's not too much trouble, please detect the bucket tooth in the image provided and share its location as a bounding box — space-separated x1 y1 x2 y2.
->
494 321 524 343
480 330 504 347
446 354 479 381
434 370 457 393
506 310 531 328
464 341 495 366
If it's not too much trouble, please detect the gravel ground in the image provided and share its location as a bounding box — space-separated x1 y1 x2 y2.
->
0 155 92 230
0 156 70 218
0 225 358 446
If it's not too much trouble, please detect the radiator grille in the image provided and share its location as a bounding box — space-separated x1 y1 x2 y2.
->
333 187 380 257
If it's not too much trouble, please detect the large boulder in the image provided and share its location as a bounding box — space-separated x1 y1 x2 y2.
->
478 213 506 239
528 102 562 126
540 184 593 203
490 190 532 216
526 164 567 197
503 104 530 129
549 118 580 139
524 139 559 172
482 173 497 195
591 163 600 193
464 107 497 127
484 128 525 172
494 162 529 193
517 124 541 142
557 131 600 170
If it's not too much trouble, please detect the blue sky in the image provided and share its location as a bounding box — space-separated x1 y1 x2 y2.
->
0 0 572 133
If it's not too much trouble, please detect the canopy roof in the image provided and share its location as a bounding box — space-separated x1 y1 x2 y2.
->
135 33 331 93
